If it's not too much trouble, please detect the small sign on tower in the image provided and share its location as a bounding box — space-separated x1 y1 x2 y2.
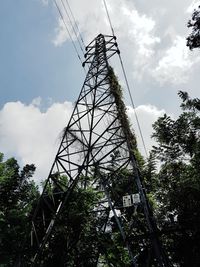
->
123 193 140 207
122 195 132 207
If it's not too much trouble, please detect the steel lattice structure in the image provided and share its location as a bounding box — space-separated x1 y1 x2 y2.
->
23 34 169 266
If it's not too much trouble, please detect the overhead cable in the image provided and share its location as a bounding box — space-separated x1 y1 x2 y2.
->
65 0 86 48
102 0 148 158
118 54 148 158
60 0 85 55
102 0 115 37
53 0 84 66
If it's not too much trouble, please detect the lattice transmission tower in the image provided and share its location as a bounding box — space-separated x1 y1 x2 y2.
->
21 34 169 266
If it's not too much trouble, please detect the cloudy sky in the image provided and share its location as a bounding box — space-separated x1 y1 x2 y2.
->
0 0 200 182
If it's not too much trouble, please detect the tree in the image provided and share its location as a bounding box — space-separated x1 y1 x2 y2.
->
0 153 39 266
151 91 200 266
29 149 153 266
32 169 135 266
39 185 103 266
187 5 200 50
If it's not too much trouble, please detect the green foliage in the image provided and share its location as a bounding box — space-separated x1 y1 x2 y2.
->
36 149 153 266
108 67 137 150
4 87 200 266
0 154 39 266
152 92 200 164
39 184 104 266
187 5 200 50
151 91 200 266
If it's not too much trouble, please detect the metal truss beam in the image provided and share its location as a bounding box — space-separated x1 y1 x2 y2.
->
24 34 169 267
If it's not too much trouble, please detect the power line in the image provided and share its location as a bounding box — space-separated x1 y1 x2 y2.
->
54 0 149 157
60 0 85 55
53 0 84 66
102 0 148 158
118 54 148 158
65 0 86 48
102 0 115 36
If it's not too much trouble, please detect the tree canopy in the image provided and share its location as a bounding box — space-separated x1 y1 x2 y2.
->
0 154 39 266
151 91 200 266
1 91 200 266
187 5 200 49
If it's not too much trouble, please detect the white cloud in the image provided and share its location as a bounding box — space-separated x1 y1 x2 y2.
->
186 0 199 13
52 0 160 72
127 105 165 156
53 18 69 47
31 96 42 107
152 36 200 85
41 0 49 6
120 6 160 58
50 0 200 88
0 99 165 184
52 0 104 45
0 100 73 183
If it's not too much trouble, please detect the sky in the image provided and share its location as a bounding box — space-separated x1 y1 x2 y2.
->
0 0 200 183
